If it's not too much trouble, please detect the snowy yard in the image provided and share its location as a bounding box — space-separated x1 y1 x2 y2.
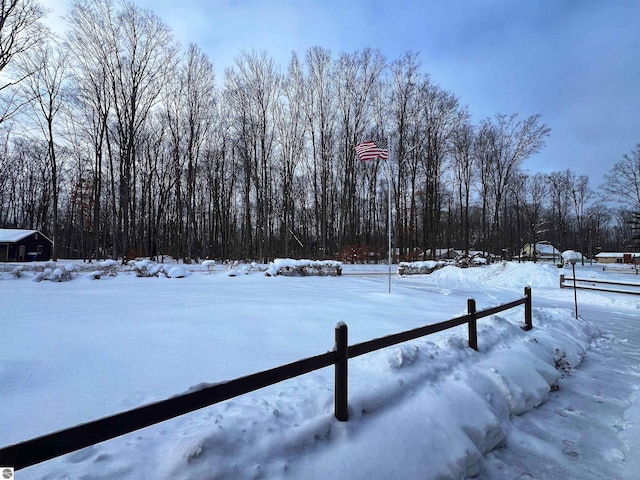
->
1 261 639 479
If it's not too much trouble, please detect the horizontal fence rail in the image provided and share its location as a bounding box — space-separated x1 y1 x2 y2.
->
348 314 472 359
0 287 532 471
560 274 640 295
601 266 639 274
0 351 337 470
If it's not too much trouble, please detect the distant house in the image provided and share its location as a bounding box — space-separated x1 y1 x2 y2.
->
520 241 561 262
595 252 640 264
0 229 53 262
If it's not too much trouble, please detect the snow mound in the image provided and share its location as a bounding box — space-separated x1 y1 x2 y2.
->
32 265 76 282
166 266 187 278
202 260 216 273
266 258 342 276
562 249 580 263
398 260 445 275
430 262 561 289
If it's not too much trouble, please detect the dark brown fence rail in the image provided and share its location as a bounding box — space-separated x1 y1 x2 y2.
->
0 287 532 471
560 274 640 295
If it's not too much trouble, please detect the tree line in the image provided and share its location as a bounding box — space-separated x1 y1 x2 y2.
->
0 0 638 263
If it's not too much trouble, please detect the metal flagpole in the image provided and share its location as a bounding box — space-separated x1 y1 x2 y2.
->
354 139 392 293
386 156 392 293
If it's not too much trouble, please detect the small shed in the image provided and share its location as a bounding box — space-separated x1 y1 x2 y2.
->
0 229 53 262
595 252 639 264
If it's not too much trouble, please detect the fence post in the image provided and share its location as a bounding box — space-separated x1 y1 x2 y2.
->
467 298 478 351
335 322 348 421
523 286 533 331
560 273 565 288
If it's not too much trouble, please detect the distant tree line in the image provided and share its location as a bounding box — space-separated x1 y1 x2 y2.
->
0 0 638 262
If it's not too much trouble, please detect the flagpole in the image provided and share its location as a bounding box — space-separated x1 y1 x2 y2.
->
354 139 392 293
386 156 392 293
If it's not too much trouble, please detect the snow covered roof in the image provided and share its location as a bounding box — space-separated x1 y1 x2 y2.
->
595 252 640 258
0 228 51 243
534 242 560 255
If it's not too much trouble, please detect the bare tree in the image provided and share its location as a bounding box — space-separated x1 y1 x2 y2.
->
182 45 216 261
477 113 550 253
567 170 593 263
474 119 495 254
0 0 47 122
333 48 386 246
207 102 241 259
163 43 216 261
629 211 640 248
0 132 51 228
275 51 306 256
389 51 423 257
601 143 640 210
611 208 635 250
546 170 572 251
139 112 178 259
583 202 609 259
417 80 459 258
65 0 116 260
522 172 550 258
65 0 177 259
0 125 14 224
304 46 336 258
450 109 474 253
225 50 280 261
16 38 69 259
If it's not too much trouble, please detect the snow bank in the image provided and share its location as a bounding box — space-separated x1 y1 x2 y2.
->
100 259 119 276
130 260 190 279
32 263 79 282
266 258 342 276
423 261 562 290
398 260 445 274
166 266 187 278
158 307 596 480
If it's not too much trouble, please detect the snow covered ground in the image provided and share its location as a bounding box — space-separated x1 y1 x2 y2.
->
1 260 639 479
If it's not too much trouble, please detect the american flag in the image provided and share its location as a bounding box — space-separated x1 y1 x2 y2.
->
355 140 388 161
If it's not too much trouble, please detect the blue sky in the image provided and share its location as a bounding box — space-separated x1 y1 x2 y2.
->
43 0 640 187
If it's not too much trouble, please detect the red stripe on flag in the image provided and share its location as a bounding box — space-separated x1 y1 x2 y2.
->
358 148 388 160
355 141 376 156
355 141 388 161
